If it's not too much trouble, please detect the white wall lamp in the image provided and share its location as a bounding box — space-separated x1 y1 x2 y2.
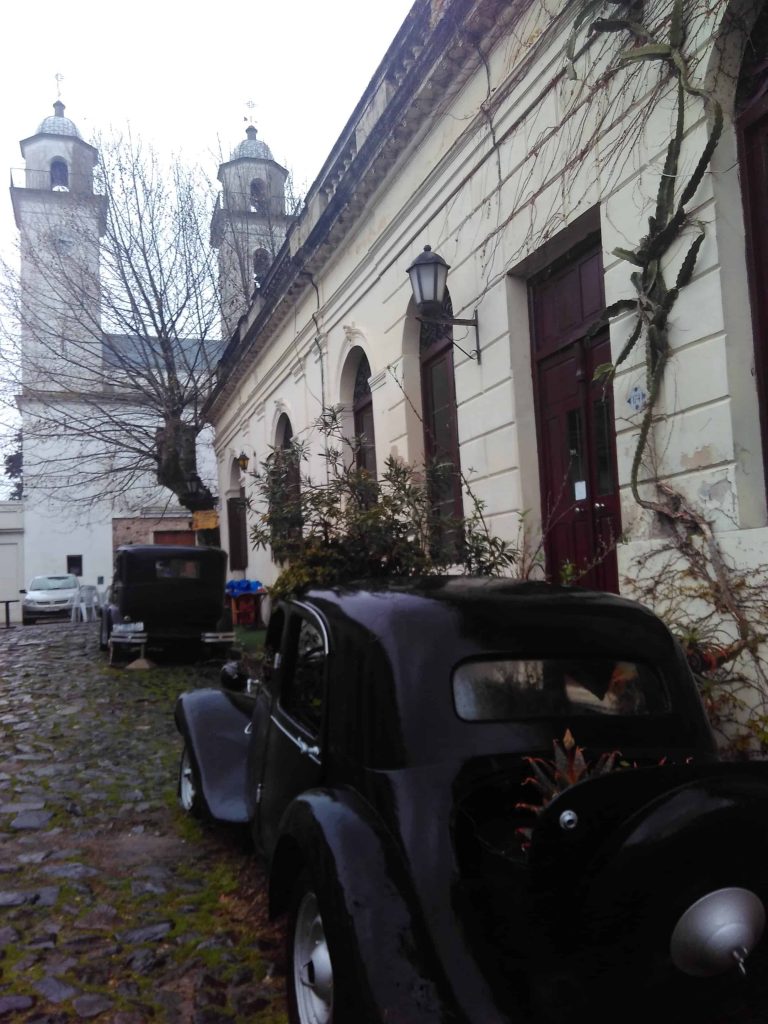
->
406 245 481 363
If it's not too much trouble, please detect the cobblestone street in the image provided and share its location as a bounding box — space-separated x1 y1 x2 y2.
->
0 622 287 1023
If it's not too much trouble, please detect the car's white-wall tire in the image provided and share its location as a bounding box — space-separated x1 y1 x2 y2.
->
289 877 334 1024
178 743 204 819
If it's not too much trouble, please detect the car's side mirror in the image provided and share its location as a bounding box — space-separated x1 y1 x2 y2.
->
220 660 249 693
19 589 26 594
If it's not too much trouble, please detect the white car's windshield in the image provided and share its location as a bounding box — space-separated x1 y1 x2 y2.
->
30 576 78 591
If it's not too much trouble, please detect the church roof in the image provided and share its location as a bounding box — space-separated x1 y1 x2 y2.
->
37 100 82 139
231 125 273 161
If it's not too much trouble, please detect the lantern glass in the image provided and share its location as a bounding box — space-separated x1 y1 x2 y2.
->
406 246 450 315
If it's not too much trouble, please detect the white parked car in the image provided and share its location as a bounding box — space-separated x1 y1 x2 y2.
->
21 574 81 624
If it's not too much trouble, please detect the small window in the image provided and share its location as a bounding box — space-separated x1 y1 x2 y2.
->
453 657 669 721
282 618 326 734
51 159 69 191
154 558 201 580
253 247 271 283
67 555 83 577
249 178 267 214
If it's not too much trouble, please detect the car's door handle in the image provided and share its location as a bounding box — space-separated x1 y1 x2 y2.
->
270 715 321 760
296 737 320 759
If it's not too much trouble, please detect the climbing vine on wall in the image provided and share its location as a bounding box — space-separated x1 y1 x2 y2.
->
570 0 723 510
568 0 768 753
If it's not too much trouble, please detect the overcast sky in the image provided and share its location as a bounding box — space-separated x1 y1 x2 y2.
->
1 0 414 254
0 0 414 484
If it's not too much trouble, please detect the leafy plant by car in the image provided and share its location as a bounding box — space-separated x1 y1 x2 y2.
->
248 407 522 598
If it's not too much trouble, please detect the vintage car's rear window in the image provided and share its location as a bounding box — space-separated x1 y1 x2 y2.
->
154 558 201 580
453 657 670 720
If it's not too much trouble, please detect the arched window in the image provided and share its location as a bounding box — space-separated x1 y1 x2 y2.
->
250 178 267 214
353 353 377 477
271 414 301 560
50 159 69 191
227 457 248 572
253 248 271 283
420 293 463 542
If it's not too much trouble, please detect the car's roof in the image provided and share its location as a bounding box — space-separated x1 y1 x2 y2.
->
299 576 665 639
116 544 224 558
285 577 708 768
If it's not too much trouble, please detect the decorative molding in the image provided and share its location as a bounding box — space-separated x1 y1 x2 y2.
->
385 358 403 385
343 324 366 344
369 368 388 392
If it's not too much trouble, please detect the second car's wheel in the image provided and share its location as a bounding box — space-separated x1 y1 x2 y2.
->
178 744 204 819
289 878 334 1024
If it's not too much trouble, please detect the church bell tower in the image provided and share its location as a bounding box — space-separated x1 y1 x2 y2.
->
11 100 107 391
210 123 291 339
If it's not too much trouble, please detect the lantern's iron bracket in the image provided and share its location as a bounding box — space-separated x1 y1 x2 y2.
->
416 310 481 364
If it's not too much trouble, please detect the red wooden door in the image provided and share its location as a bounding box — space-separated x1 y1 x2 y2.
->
739 93 768 495
531 245 621 591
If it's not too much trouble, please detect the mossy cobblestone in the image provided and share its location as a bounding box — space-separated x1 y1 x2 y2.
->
0 622 287 1023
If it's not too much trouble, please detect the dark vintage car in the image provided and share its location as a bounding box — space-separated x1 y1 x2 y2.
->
100 544 234 657
174 578 768 1024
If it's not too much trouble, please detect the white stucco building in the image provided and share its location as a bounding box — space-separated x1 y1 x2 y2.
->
206 0 768 620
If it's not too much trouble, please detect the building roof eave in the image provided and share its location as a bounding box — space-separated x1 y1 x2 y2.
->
205 0 525 421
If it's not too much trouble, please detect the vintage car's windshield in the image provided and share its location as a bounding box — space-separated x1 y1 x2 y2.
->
29 575 78 591
453 657 670 720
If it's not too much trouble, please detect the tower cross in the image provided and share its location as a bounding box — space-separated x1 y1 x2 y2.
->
244 99 257 126
55 72 64 98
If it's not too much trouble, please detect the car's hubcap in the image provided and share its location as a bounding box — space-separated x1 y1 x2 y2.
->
294 890 333 1023
179 748 196 812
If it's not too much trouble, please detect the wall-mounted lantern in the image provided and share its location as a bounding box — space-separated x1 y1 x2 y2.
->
236 451 250 472
406 245 480 363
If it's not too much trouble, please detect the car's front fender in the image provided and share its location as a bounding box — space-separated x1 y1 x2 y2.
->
270 787 461 1024
174 689 251 822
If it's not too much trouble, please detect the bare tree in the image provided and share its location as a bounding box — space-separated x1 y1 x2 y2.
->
1 132 237 513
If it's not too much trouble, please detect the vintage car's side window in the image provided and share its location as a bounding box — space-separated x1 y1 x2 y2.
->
280 616 326 735
453 657 670 720
261 608 285 689
154 558 200 579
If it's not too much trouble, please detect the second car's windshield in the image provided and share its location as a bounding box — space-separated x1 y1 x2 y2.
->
30 576 78 591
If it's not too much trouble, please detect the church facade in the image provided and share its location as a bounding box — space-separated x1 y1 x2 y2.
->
8 103 283 610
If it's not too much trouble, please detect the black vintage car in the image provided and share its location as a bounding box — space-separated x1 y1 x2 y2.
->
174 578 768 1024
100 544 234 658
